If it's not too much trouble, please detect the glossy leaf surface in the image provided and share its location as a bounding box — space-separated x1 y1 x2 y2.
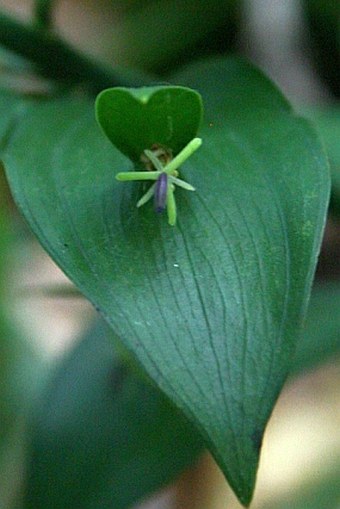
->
4 59 330 505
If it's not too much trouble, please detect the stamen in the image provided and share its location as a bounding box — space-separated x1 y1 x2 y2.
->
154 173 168 213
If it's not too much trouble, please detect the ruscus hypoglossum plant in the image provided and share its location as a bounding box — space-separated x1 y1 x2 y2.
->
0 2 339 509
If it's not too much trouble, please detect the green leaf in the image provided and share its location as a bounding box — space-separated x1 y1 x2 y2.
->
291 282 340 376
171 57 291 117
0 208 21 451
0 200 33 446
25 320 202 509
302 0 340 97
0 90 26 155
3 58 330 505
0 11 152 93
33 0 54 29
95 86 202 161
0 187 42 509
110 0 241 73
302 106 340 214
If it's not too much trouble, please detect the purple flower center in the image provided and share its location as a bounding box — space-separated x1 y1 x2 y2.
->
154 172 168 213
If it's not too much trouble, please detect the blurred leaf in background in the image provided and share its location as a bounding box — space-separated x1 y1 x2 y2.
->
302 0 340 98
0 90 27 155
303 106 340 216
0 178 41 509
24 320 203 509
291 282 340 376
109 0 241 74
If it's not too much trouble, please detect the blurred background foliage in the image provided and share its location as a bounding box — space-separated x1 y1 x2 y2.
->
0 0 339 508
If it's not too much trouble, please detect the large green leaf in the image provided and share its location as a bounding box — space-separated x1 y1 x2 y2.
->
3 58 330 505
291 282 340 376
25 320 202 509
0 90 26 155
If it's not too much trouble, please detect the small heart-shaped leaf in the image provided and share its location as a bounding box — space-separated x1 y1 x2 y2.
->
95 86 203 161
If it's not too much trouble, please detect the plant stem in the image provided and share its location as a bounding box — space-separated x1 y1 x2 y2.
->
0 10 150 92
33 0 54 30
